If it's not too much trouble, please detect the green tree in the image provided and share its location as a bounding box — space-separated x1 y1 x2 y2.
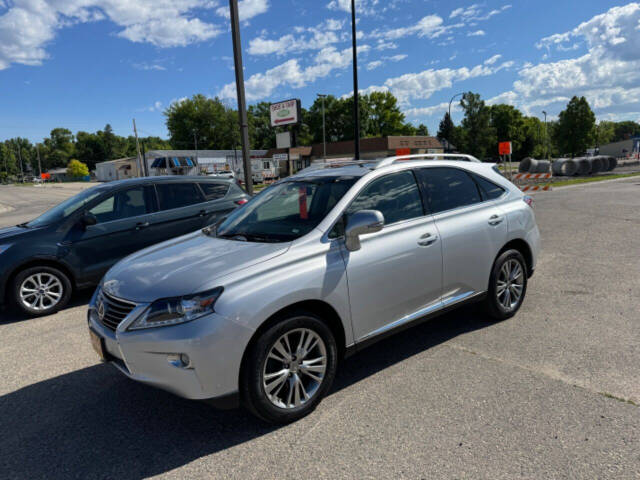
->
164 94 239 150
459 92 495 159
364 91 410 137
67 159 89 178
437 112 454 142
553 96 596 157
612 121 640 142
490 104 525 156
415 123 429 136
596 121 616 146
248 102 276 149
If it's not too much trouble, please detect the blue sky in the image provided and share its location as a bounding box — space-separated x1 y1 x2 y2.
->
1 1 637 143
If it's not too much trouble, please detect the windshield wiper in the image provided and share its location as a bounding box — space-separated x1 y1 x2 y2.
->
217 232 281 243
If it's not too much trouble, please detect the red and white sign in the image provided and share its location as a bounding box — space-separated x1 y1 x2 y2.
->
270 99 301 127
498 141 512 156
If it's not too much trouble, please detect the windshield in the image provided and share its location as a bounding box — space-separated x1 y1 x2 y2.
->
216 176 358 242
26 187 107 228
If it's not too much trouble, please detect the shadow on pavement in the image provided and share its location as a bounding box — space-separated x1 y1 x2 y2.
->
0 305 494 479
0 290 94 326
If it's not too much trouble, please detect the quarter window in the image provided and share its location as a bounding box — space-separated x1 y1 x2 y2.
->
156 183 204 210
198 182 229 201
416 167 481 214
472 174 505 201
347 171 424 225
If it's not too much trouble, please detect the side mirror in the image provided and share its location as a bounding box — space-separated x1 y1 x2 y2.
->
81 213 97 228
345 210 384 251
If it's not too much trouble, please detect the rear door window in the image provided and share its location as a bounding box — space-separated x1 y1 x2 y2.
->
347 171 424 225
198 182 230 201
415 167 482 214
156 183 204 210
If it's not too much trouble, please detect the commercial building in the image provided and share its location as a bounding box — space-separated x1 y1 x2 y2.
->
266 136 444 176
95 158 140 182
597 138 640 158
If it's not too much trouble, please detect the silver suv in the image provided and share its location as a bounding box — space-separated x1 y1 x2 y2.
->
88 156 540 423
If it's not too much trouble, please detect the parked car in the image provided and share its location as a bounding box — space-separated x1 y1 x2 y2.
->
88 158 540 423
0 176 249 317
207 170 235 180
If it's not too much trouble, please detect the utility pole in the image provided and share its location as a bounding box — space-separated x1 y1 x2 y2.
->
17 145 24 182
318 94 327 160
193 130 199 169
36 146 42 177
229 0 253 194
141 142 148 176
351 0 360 160
542 111 548 159
132 119 143 177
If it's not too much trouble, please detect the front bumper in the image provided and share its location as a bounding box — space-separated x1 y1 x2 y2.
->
88 304 253 405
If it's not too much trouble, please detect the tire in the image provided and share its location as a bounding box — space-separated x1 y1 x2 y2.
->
241 311 338 424
12 266 72 317
483 249 528 321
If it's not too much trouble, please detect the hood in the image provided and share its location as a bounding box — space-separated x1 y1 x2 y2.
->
103 231 290 303
0 225 37 241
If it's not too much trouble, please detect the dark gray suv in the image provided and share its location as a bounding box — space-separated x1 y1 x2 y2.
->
0 176 249 317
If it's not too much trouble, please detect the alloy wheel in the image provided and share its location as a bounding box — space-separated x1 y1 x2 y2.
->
19 273 64 312
496 259 524 310
262 328 327 409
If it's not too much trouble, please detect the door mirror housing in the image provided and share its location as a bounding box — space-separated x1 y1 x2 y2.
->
345 210 384 251
81 212 97 228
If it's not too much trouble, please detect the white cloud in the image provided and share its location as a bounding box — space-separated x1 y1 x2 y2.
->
450 3 511 21
248 19 345 56
0 0 223 70
361 57 515 105
327 0 384 16
387 54 407 62
375 41 398 50
133 62 167 71
219 45 370 101
484 54 502 65
216 0 269 20
367 60 383 70
494 3 640 116
468 30 485 37
405 102 461 118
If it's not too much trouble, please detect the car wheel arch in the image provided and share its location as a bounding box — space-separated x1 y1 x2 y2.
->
8 258 77 295
238 299 347 391
496 239 533 277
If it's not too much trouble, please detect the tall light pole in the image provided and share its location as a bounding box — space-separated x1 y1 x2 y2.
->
350 0 360 160
318 94 328 160
193 129 199 170
542 110 548 159
447 92 464 152
229 0 253 194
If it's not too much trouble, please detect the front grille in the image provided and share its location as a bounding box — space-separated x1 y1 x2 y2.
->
98 291 137 331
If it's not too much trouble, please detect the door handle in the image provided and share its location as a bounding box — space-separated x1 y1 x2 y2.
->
135 222 150 230
418 233 438 246
488 215 504 226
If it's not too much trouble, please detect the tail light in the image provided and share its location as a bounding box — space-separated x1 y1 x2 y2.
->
235 198 248 206
522 195 534 208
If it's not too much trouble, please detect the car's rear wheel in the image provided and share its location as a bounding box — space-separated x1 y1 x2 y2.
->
483 249 528 320
241 312 338 424
12 266 72 317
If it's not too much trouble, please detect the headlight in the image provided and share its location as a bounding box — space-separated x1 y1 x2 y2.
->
128 287 223 330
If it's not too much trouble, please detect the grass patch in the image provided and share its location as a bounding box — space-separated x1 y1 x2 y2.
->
552 171 640 187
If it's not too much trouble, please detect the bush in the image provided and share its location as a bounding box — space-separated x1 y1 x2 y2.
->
66 159 89 178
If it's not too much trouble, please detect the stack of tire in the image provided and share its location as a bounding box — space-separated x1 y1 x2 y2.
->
520 156 618 176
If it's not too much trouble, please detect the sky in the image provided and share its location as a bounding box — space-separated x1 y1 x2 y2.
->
0 0 638 143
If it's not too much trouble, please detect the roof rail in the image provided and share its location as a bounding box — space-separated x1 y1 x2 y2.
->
375 153 481 168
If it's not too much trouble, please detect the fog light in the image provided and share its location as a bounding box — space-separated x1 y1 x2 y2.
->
167 353 192 369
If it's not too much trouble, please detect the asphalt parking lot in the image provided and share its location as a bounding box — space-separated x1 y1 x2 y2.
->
0 178 639 479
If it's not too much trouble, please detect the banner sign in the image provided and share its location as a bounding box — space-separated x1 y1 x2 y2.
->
270 99 301 127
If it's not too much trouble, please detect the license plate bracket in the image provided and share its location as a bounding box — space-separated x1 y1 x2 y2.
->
89 328 106 362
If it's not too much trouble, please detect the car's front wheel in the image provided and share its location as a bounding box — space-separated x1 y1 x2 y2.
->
483 249 528 320
12 266 72 317
241 312 338 424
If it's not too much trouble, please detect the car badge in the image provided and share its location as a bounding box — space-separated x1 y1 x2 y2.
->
97 300 106 321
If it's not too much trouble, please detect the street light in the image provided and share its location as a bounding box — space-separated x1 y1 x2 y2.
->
542 110 548 159
447 92 464 152
350 0 360 160
192 129 199 169
317 94 328 160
